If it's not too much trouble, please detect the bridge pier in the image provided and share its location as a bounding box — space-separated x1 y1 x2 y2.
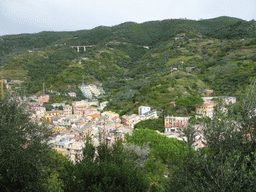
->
71 45 95 52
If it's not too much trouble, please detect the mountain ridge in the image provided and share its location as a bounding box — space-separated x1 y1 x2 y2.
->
1 16 256 114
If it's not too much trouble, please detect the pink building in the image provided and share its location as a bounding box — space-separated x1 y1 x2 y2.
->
74 105 90 117
205 89 213 96
26 104 41 111
38 95 50 103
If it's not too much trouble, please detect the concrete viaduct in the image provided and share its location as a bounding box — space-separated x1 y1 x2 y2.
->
71 45 96 52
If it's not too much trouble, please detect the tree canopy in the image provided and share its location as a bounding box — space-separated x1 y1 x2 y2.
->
165 78 256 191
0 97 52 192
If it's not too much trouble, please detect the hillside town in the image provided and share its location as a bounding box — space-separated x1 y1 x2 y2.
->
4 81 234 162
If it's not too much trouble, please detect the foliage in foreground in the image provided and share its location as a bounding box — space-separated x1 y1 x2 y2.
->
165 78 256 191
59 138 150 192
0 97 52 192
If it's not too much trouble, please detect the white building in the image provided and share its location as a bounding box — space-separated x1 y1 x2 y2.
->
79 85 93 99
138 106 151 115
140 110 158 120
68 92 77 97
72 100 89 108
98 101 108 110
88 84 101 96
35 107 46 117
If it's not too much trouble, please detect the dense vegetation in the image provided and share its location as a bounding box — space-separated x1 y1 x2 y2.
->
165 79 256 191
1 16 256 115
2 15 256 191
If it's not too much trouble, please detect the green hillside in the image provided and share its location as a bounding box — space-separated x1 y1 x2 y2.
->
1 16 256 114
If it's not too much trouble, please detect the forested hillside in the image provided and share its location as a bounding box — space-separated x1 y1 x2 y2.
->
2 16 256 192
1 16 256 114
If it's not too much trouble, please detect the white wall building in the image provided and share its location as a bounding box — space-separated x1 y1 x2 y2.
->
138 106 151 115
68 92 77 97
79 85 93 99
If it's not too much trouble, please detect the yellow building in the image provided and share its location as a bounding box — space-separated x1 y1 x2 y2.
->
164 116 190 132
41 111 60 124
196 103 215 118
52 126 66 133
122 114 141 129
101 111 119 122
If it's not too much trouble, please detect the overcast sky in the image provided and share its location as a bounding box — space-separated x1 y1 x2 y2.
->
0 0 255 36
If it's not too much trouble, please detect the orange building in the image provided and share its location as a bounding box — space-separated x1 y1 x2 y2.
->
38 95 50 103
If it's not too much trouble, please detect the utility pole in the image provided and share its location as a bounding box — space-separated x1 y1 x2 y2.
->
0 80 3 100
43 82 45 96
43 82 45 103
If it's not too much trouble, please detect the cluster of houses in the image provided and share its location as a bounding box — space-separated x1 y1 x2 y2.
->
164 95 237 150
22 82 238 157
26 94 159 162
25 90 238 155
195 96 236 118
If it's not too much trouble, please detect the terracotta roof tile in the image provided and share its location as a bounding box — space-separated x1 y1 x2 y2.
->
165 124 172 128
90 114 100 118
197 103 214 107
77 105 87 108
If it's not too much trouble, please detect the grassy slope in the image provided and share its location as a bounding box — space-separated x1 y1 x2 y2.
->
1 16 256 114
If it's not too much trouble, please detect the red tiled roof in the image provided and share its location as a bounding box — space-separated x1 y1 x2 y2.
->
77 105 86 108
88 106 96 109
73 137 80 141
197 103 214 107
90 114 100 118
165 123 172 128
